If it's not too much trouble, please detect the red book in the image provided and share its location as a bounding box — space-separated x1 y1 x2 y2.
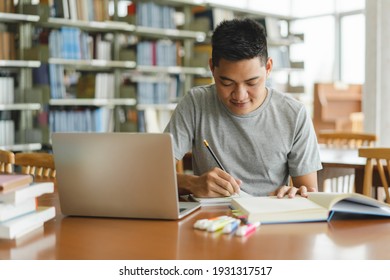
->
0 174 33 192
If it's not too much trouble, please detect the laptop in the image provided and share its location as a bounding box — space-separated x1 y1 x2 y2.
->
51 132 200 220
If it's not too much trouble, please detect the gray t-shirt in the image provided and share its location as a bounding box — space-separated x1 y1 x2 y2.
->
164 84 322 196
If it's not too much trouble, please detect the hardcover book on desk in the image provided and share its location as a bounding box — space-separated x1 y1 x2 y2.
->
0 177 55 239
231 192 390 224
0 174 33 192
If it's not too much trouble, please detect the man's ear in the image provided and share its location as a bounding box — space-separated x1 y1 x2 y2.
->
209 58 214 72
266 57 273 78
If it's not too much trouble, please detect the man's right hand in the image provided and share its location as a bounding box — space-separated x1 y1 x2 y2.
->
177 167 241 197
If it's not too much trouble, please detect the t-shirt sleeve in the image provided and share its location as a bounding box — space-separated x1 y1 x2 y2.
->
163 92 195 160
288 106 323 177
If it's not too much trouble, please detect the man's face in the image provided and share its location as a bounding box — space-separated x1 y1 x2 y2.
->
210 57 272 115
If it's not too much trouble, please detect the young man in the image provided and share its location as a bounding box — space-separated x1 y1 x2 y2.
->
164 18 322 198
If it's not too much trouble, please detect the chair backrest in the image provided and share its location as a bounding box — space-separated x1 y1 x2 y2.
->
358 148 390 203
0 149 15 174
318 131 377 148
176 152 193 174
350 112 364 132
15 152 56 178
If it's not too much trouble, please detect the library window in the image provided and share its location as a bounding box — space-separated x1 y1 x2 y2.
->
340 14 365 84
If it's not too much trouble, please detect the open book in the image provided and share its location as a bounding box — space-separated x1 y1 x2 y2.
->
231 192 390 224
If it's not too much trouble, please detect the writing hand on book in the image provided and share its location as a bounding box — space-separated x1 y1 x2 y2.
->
190 167 242 198
185 139 242 198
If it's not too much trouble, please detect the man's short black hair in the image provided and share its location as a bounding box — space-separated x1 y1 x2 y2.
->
211 18 268 67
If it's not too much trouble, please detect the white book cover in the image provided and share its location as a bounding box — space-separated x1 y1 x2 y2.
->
0 206 55 239
0 182 54 205
0 199 36 222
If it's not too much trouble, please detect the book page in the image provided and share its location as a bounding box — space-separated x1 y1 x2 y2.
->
307 192 388 210
307 193 351 209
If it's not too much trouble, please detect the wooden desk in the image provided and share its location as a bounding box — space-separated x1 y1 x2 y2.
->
1 191 390 260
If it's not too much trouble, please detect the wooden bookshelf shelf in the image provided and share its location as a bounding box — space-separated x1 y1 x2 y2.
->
272 67 304 73
49 98 137 107
136 65 210 75
39 18 136 33
0 104 41 111
135 26 206 41
0 143 42 152
268 36 304 47
136 103 177 111
0 60 41 68
48 58 136 70
204 2 296 21
0 12 39 23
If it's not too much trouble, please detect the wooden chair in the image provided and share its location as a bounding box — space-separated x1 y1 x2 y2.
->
14 152 56 178
176 160 184 173
318 131 377 148
176 152 193 174
0 149 15 174
359 148 390 203
318 132 377 194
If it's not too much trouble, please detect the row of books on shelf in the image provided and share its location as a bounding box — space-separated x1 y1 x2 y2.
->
0 0 14 13
137 81 177 105
191 8 235 32
0 30 16 60
189 43 211 68
42 35 180 68
41 63 183 101
49 64 66 99
0 77 14 104
137 109 172 133
0 120 14 146
49 107 113 133
48 27 97 60
136 1 176 29
136 40 178 67
76 73 115 99
52 0 109 21
0 174 55 240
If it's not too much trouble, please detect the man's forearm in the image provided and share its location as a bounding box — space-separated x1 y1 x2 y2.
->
176 173 198 195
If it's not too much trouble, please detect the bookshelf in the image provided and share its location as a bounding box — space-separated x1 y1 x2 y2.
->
1 0 306 150
38 0 210 134
0 5 43 151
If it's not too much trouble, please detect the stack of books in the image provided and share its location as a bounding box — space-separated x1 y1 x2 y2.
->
0 174 55 240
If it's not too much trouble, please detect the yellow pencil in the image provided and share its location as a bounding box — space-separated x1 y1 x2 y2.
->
203 139 226 171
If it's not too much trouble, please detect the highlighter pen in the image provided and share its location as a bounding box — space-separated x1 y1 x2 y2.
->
235 222 261 237
193 215 229 230
203 139 226 171
207 217 237 232
222 219 240 234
